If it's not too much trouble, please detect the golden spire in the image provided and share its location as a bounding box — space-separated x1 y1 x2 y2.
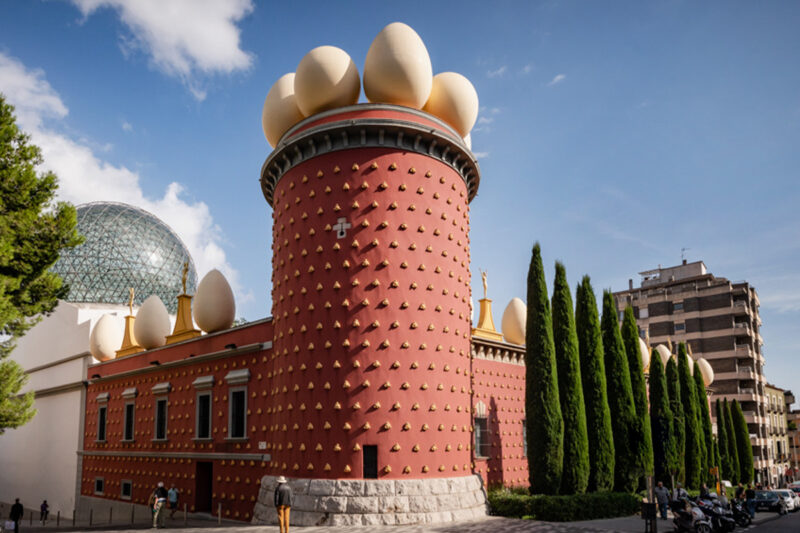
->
167 263 200 344
116 287 142 357
181 261 188 294
128 287 135 316
471 268 503 342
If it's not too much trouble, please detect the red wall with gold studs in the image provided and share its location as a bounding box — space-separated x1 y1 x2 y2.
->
266 140 475 479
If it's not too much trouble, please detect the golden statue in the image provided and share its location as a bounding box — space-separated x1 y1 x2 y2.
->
127 287 134 316
181 261 188 294
480 269 488 299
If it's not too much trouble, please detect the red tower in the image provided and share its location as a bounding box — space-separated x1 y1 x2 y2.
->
258 104 486 525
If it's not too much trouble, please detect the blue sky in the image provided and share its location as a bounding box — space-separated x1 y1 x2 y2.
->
1 1 799 397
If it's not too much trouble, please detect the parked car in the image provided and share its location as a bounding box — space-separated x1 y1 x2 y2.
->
775 489 796 512
780 488 800 510
753 490 788 514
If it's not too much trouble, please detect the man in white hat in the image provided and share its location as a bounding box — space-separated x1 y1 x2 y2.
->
274 476 293 533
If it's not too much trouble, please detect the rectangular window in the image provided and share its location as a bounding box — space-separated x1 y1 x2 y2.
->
94 477 104 495
229 388 246 439
123 402 135 441
97 406 107 441
675 323 686 332
363 445 378 479
196 392 212 439
674 302 684 312
475 417 490 457
155 398 168 440
120 480 132 500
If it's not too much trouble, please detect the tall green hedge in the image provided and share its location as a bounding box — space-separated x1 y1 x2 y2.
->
525 244 563 494
732 400 754 484
620 306 654 479
723 399 740 483
716 399 734 482
551 262 589 495
678 343 702 489
693 362 714 484
575 277 615 492
601 291 638 493
648 350 674 485
666 357 685 483
488 489 641 521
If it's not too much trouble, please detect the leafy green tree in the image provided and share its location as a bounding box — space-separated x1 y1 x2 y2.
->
666 357 685 483
575 276 614 492
732 400 754 484
716 398 734 482
0 95 81 432
648 349 674 485
551 262 589 494
678 343 702 489
525 244 563 494
620 307 654 480
693 362 714 484
723 399 740 483
601 291 638 493
712 436 722 485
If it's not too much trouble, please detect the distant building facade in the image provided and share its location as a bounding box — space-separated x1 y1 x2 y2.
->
764 383 790 487
613 260 771 483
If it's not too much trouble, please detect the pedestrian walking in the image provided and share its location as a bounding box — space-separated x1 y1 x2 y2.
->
167 485 179 519
9 499 23 533
39 501 49 525
745 484 756 519
152 481 168 529
274 476 293 533
654 481 670 520
673 482 688 501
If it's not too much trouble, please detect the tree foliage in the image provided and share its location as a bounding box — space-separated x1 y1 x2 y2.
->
575 276 614 492
648 349 674 485
693 362 714 484
600 291 638 493
677 343 702 489
723 399 740 484
731 400 754 484
551 262 589 494
666 357 685 483
620 306 654 478
525 244 563 494
0 359 35 434
716 398 734 482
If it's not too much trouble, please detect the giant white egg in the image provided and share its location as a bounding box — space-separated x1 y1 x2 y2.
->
262 73 305 147
638 337 651 372
501 297 527 345
134 295 170 350
364 22 433 109
463 132 472 150
673 350 695 375
423 72 479 137
90 314 124 361
295 46 360 116
194 269 236 333
655 344 671 368
697 358 715 387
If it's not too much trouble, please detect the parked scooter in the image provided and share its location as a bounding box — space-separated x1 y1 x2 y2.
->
730 499 752 527
696 496 736 533
671 498 713 533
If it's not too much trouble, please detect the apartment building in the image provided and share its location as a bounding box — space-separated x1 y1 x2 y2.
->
764 383 790 486
613 260 770 483
784 390 799 484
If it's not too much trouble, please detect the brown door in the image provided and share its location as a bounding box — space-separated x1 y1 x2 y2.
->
195 462 213 512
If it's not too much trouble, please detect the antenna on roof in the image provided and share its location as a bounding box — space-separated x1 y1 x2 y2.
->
681 247 690 262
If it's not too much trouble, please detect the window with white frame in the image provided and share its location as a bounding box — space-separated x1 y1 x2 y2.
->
224 369 250 439
120 479 132 500
94 477 104 495
152 382 171 441
97 405 107 442
474 401 490 458
192 375 214 439
123 402 135 441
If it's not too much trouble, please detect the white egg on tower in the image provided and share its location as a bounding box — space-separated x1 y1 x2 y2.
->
134 295 171 350
463 132 472 150
261 73 305 148
89 314 124 361
193 269 236 333
501 297 527 345
697 358 715 387
364 22 433 109
655 344 671 368
638 337 651 371
294 46 360 116
423 72 479 137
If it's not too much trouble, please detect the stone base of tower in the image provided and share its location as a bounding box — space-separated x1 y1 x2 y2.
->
252 474 487 526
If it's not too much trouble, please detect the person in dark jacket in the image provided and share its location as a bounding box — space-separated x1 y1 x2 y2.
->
39 500 49 525
745 484 756 518
153 481 168 529
9 498 23 533
274 476 293 533
654 482 670 519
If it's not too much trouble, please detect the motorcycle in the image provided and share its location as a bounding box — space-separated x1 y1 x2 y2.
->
671 498 713 533
696 497 736 533
730 499 752 527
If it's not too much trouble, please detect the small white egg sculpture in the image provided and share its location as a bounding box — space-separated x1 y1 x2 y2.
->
194 269 236 333
655 344 671 368
423 72 479 137
364 22 433 109
463 132 472 150
262 73 305 147
294 46 360 116
638 337 650 371
134 295 170 350
673 350 695 375
501 297 527 345
697 358 715 387
90 314 124 361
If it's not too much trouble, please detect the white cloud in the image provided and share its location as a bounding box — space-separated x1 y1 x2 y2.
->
473 151 490 159
486 65 507 78
0 51 247 302
520 64 533 75
548 73 566 86
121 120 132 132
71 0 255 100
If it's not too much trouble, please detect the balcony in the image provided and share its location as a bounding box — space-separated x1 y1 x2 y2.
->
734 345 752 356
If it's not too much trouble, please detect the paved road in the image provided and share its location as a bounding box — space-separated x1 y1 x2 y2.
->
750 509 799 531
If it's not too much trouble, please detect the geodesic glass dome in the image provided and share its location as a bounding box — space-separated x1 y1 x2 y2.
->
52 202 197 314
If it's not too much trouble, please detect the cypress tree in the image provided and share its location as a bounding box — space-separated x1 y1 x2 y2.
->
716 398 734 482
666 358 685 483
678 343 702 489
601 291 638 493
723 399 740 483
575 277 615 492
525 244 563 494
713 437 722 485
693 362 713 484
551 263 589 494
732 400 754 484
648 349 674 485
620 307 654 479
